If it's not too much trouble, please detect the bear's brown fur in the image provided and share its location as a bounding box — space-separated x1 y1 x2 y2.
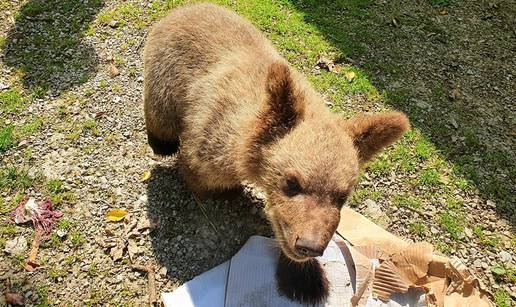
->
144 3 409 303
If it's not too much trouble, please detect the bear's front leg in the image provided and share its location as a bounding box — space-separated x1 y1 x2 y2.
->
276 252 329 305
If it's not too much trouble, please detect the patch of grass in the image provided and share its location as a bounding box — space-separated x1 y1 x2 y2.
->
0 88 27 113
83 119 100 136
18 117 43 137
51 191 76 206
47 179 64 195
97 3 146 29
70 230 85 247
409 222 426 235
430 0 451 7
415 137 435 160
49 266 67 281
36 285 52 307
438 211 464 240
391 144 417 172
348 187 384 207
99 79 107 89
393 193 422 209
58 218 73 231
435 241 453 255
0 167 34 192
0 224 18 248
0 125 15 152
88 263 99 277
418 168 441 187
493 289 512 307
367 154 392 176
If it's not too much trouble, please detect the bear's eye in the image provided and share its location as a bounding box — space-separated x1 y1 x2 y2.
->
283 176 302 197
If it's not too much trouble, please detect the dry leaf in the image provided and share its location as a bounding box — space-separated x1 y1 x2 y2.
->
137 217 151 232
449 88 460 100
106 209 128 222
110 239 126 261
440 9 448 15
127 239 140 261
315 55 341 74
345 71 356 82
141 171 151 182
4 292 25 306
109 64 120 77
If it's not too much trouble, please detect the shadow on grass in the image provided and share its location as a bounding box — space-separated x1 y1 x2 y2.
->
288 0 515 224
145 164 270 283
3 0 104 94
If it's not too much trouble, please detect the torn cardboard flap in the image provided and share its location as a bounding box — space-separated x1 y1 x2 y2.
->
337 208 495 307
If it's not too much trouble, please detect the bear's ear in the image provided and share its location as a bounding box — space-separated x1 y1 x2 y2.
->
244 62 305 175
252 62 305 146
343 112 410 164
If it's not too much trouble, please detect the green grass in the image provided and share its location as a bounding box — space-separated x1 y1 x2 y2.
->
70 230 85 247
0 88 27 113
393 193 422 209
19 117 43 137
409 222 426 235
418 168 441 187
0 125 15 152
493 289 512 307
47 179 64 195
0 167 34 192
438 211 464 240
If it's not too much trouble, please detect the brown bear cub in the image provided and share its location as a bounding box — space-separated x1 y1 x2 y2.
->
144 3 409 304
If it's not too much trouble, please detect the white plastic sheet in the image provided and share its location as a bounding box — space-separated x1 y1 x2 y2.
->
162 236 425 307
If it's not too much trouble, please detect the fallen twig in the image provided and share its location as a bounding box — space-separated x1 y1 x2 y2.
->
131 261 157 306
193 195 220 236
25 230 42 272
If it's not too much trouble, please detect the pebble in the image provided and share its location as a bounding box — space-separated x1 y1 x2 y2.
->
363 199 391 228
109 20 119 28
4 236 28 255
498 251 512 263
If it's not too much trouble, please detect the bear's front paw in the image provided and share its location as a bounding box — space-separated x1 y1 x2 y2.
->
276 253 329 305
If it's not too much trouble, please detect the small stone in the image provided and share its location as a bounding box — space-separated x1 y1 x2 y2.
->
498 251 512 263
108 20 119 28
450 118 459 129
481 262 489 269
363 199 391 228
4 236 28 255
57 229 68 238
473 259 482 268
0 82 9 91
464 227 473 238
486 200 495 208
158 266 168 278
415 99 431 109
430 226 439 234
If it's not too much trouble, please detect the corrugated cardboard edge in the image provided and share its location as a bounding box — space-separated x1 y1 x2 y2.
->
338 208 409 255
337 207 495 307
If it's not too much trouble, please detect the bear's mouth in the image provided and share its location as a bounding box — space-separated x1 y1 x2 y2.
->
275 220 312 263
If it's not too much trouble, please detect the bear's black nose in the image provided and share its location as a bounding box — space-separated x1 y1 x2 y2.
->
295 237 325 257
